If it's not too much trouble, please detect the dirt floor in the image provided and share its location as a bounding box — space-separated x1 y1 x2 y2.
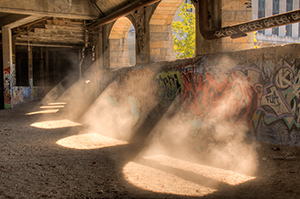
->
1 101 300 199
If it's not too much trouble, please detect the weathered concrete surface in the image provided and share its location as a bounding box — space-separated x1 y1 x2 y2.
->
0 0 98 19
95 43 300 146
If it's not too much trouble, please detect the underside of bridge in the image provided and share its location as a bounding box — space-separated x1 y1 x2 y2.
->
0 0 259 109
2 1 300 198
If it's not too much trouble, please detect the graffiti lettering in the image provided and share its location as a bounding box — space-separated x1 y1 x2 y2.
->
291 11 300 21
214 28 237 37
265 90 280 107
247 22 263 30
4 68 11 109
274 67 294 90
260 86 291 116
156 71 182 109
180 65 259 124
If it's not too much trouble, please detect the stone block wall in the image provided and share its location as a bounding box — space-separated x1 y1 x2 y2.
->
221 0 254 52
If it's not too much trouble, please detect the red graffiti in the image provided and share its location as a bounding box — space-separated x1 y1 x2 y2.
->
181 67 259 124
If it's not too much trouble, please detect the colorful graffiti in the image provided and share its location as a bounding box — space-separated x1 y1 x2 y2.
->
4 67 11 109
155 71 182 110
178 64 261 124
11 86 46 107
102 45 300 146
250 64 300 145
12 87 23 106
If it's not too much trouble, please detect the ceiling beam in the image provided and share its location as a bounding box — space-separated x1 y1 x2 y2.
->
88 0 161 30
3 15 48 29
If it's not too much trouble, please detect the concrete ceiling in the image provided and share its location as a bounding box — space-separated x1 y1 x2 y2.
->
94 0 136 17
0 0 139 47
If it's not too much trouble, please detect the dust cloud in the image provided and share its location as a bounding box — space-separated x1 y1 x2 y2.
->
138 74 259 177
39 54 259 194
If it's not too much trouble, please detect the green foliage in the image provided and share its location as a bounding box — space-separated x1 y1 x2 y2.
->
172 3 195 59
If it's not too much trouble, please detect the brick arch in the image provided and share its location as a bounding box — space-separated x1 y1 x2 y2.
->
149 0 184 62
109 17 135 69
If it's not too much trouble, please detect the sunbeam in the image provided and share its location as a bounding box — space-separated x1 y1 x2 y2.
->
56 132 128 149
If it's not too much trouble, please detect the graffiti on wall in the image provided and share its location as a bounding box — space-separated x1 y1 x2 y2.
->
252 64 300 145
4 67 11 109
12 87 23 106
155 71 182 110
102 46 300 146
178 64 262 125
11 87 45 107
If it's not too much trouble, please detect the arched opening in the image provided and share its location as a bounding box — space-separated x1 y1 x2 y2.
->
109 17 136 69
149 0 188 62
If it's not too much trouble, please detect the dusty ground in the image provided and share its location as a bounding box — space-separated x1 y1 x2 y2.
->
1 101 300 199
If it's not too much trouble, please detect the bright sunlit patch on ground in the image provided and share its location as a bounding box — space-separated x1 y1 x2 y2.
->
48 102 67 105
56 132 128 149
26 109 60 115
123 155 256 197
31 119 82 129
39 105 65 109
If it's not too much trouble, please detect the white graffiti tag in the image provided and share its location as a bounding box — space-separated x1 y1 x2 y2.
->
275 67 294 90
214 28 237 37
264 15 290 27
291 11 300 21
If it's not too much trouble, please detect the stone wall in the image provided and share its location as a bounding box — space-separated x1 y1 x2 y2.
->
98 44 300 146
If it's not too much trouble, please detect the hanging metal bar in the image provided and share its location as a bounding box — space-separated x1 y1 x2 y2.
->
200 0 300 40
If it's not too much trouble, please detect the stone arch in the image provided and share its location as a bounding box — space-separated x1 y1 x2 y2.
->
109 17 136 69
149 0 184 62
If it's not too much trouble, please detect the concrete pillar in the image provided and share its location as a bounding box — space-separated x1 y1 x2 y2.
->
265 0 273 35
279 0 286 37
28 45 33 87
103 25 110 69
292 0 299 38
136 8 150 64
2 27 13 108
40 48 44 86
12 37 16 87
45 49 49 86
195 0 222 55
95 27 104 70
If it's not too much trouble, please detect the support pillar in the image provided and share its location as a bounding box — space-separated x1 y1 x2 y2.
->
2 27 13 109
103 25 111 69
134 8 150 64
95 27 104 70
28 45 33 87
40 48 45 86
45 49 49 87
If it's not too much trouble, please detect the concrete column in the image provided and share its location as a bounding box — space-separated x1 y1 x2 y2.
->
95 27 104 69
28 45 33 87
103 25 110 69
279 0 286 37
40 48 44 86
12 37 16 87
292 0 299 38
265 0 273 35
2 27 13 108
45 49 49 86
136 8 150 64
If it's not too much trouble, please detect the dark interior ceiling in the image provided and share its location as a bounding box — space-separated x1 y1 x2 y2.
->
0 0 141 47
93 0 137 17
